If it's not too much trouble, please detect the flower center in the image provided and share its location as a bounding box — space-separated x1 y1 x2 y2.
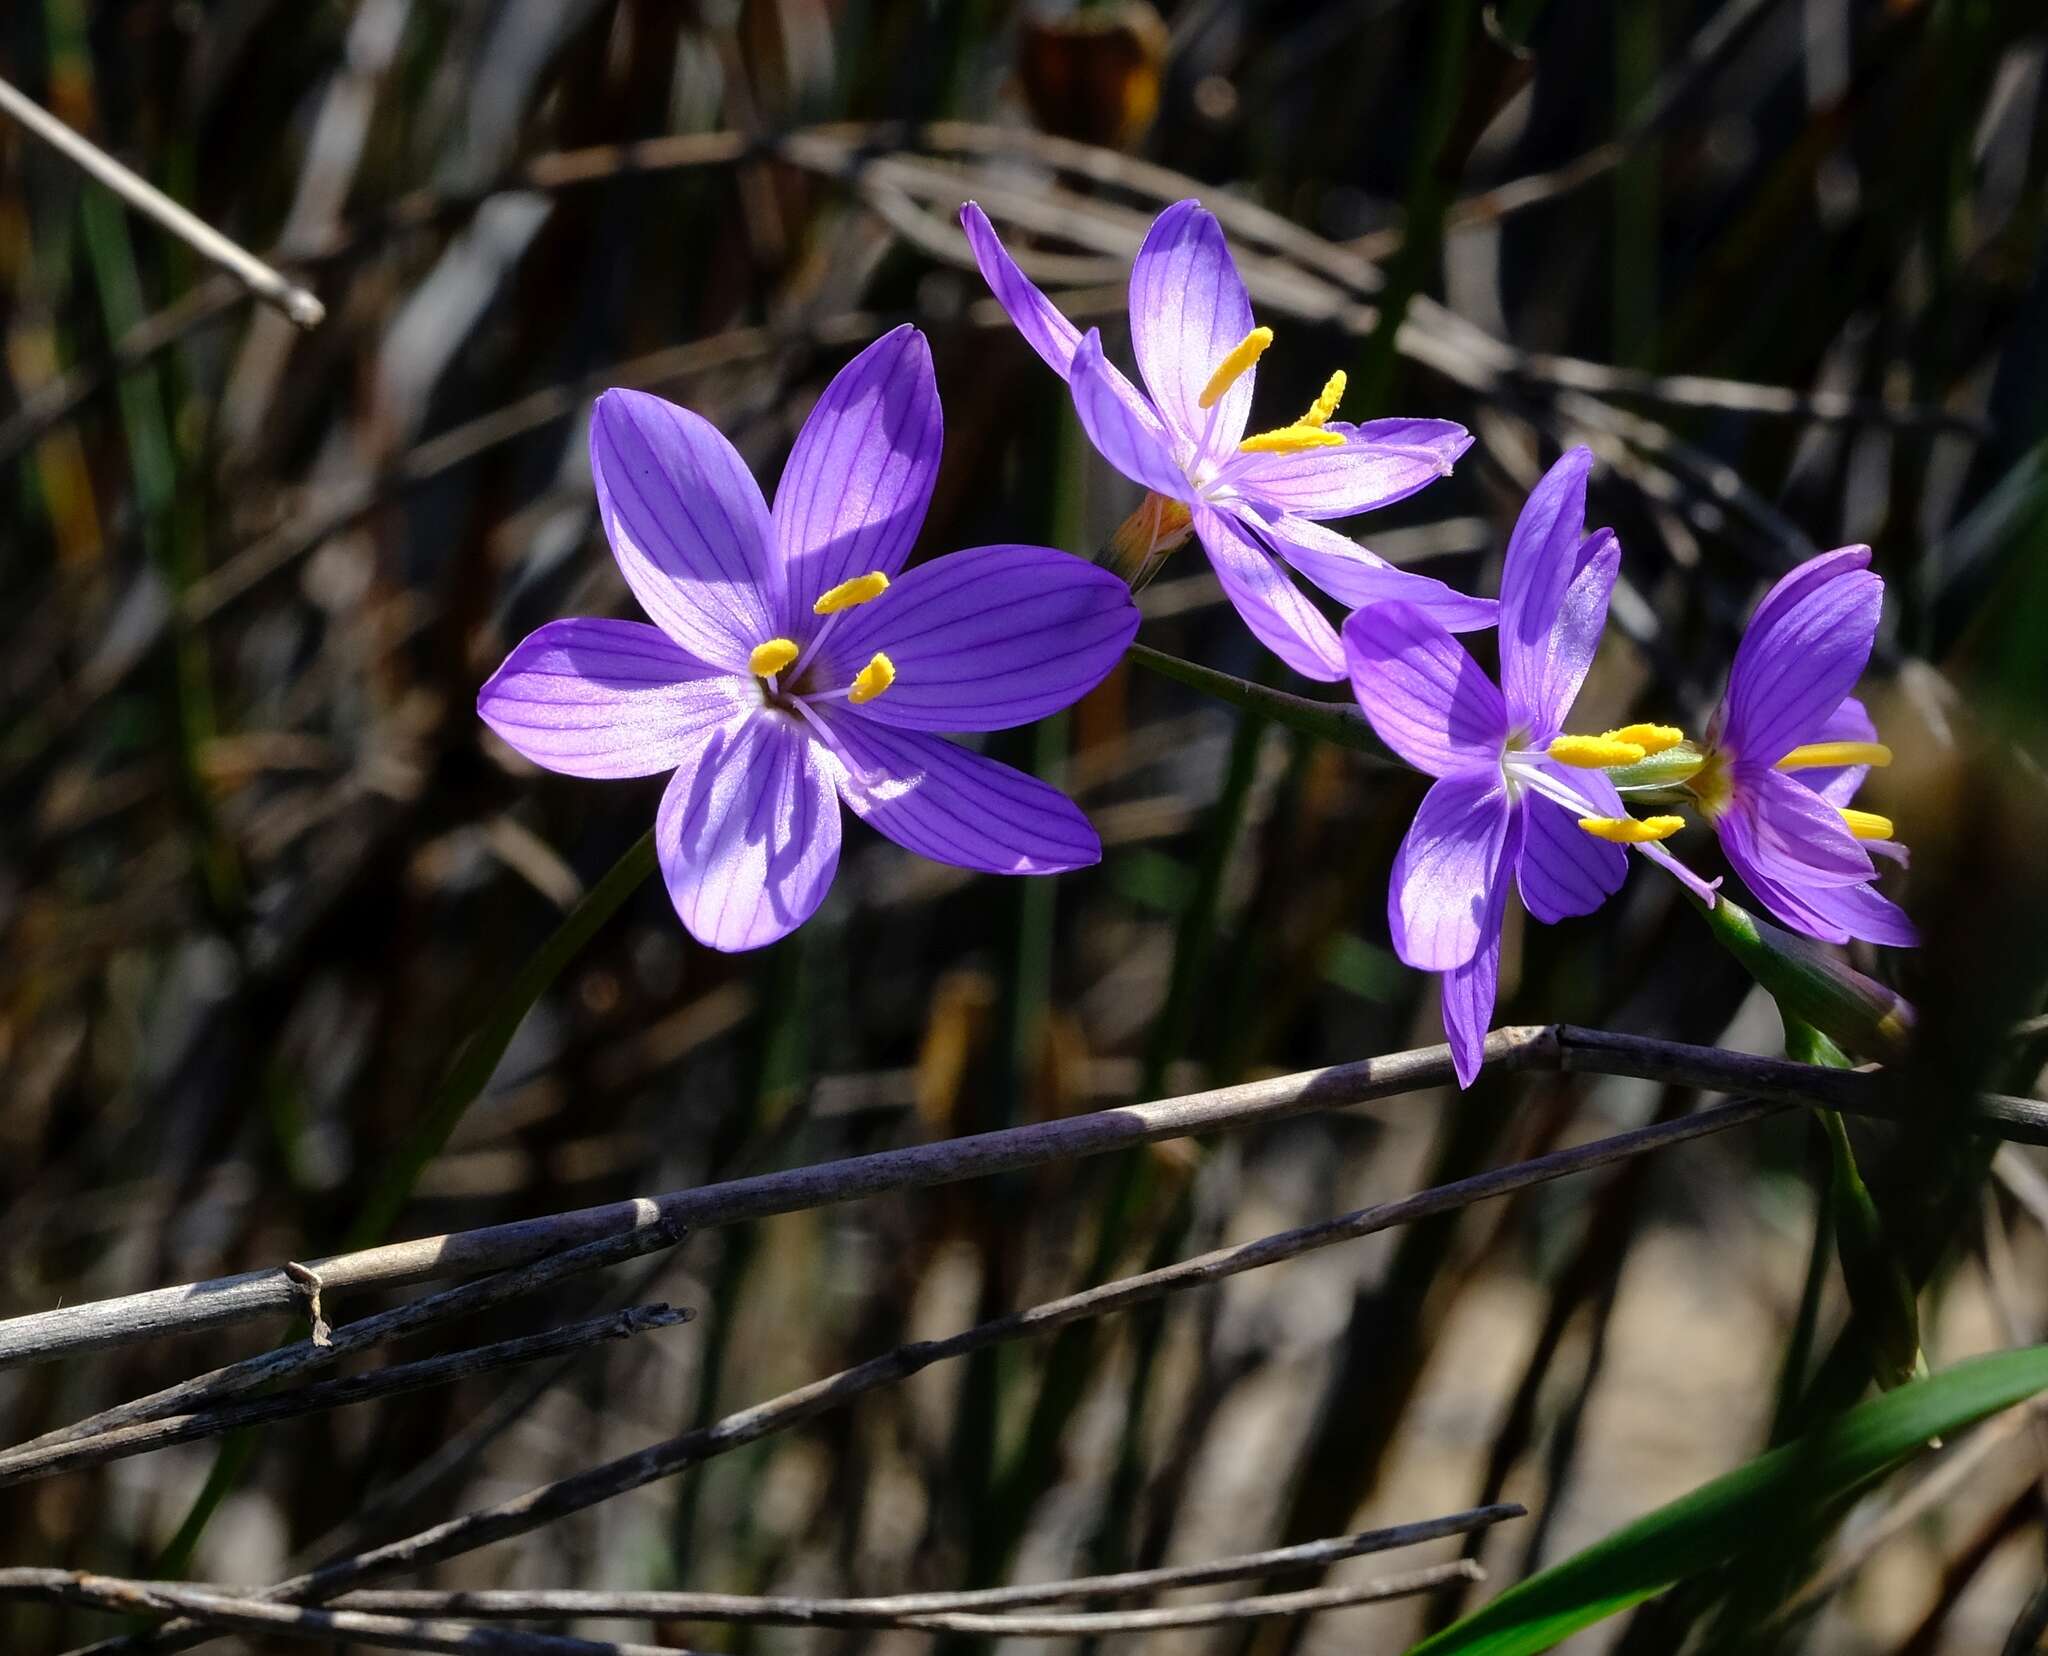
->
1190 328 1349 474
748 568 898 707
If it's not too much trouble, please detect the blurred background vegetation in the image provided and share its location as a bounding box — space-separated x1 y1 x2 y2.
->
3 0 2048 1651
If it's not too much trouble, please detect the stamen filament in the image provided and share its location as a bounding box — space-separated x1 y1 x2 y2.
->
1236 425 1346 454
1777 741 1893 772
1839 807 1895 841
1549 734 1647 769
813 570 890 615
1299 370 1346 428
1579 814 1686 844
1198 327 1273 409
749 638 800 678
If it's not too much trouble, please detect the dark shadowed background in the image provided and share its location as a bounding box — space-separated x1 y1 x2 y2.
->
4 2 2047 1652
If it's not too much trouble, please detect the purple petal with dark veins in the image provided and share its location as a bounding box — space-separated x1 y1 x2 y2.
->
1517 761 1628 923
958 201 1161 425
1071 329 1189 497
772 325 941 634
817 544 1138 732
655 709 840 951
1733 860 1919 947
1194 504 1347 680
1497 449 1618 734
1266 513 1497 632
1439 805 1527 1089
589 388 782 673
477 618 748 779
1340 601 1509 777
1216 418 1469 519
1128 200 1257 454
826 713 1102 874
1721 765 1875 888
1720 546 1881 766
1796 695 1879 807
1389 770 1517 971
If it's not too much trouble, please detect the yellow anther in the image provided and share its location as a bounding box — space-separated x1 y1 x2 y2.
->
1603 724 1686 755
1298 369 1347 428
1578 814 1686 844
749 638 800 678
1777 741 1893 772
813 570 891 615
1236 424 1347 454
1839 808 1895 841
1549 734 1648 769
848 652 896 705
1197 327 1273 409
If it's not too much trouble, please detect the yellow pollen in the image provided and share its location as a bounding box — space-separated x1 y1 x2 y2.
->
1777 741 1893 772
848 652 896 704
1237 424 1346 454
1549 734 1647 769
1839 807 1895 841
1197 327 1273 409
1603 724 1686 755
749 637 800 678
1578 814 1686 844
813 570 890 615
1299 369 1347 428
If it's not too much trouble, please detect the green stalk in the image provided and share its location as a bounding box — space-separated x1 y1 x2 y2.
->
1127 644 1396 766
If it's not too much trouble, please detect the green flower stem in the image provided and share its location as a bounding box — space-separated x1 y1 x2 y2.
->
1127 643 1398 767
1787 1015 1926 1393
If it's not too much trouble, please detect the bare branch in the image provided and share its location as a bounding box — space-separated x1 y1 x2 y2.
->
0 1305 689 1488
3 1575 678 1654
11 1219 687 1449
0 78 323 327
329 1503 1522 1617
80 1094 1778 1655
6 1563 1479 1645
5 1025 2038 1375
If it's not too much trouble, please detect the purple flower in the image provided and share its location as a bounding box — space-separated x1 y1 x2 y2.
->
961 199 1494 681
1683 548 1916 947
478 325 1139 952
1343 448 1708 1087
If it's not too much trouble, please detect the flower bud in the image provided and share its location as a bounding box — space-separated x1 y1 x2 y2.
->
1700 894 1915 1063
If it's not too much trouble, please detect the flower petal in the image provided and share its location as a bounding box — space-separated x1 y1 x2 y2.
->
772 325 941 627
959 201 1160 418
1721 766 1875 889
1796 696 1879 807
1517 763 1628 922
817 545 1138 731
1340 601 1509 777
1733 863 1919 948
1216 418 1470 519
477 618 748 778
1264 512 1497 632
1193 504 1347 681
1128 200 1257 449
656 711 841 951
1441 916 1506 1091
1072 329 1189 497
1720 546 1881 766
825 715 1101 874
590 388 782 672
1389 771 1516 972
1496 449 1621 733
